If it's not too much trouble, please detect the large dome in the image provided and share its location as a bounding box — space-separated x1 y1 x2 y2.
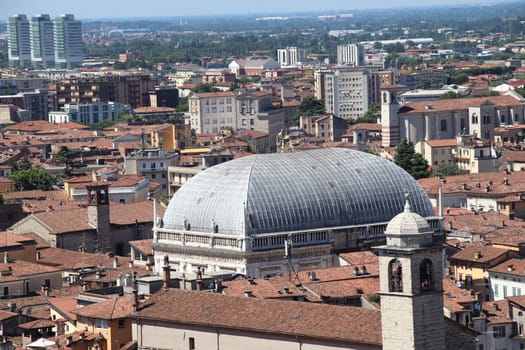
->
163 148 434 236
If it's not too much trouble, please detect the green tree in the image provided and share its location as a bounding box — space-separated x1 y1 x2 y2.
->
431 162 466 177
440 91 462 100
295 96 325 121
53 146 87 177
176 97 189 112
9 167 56 191
394 139 430 179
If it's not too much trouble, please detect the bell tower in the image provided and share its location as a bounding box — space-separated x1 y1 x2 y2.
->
86 183 111 253
374 196 445 350
381 86 401 147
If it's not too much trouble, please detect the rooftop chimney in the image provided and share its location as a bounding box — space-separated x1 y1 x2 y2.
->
163 255 170 290
112 257 118 269
36 251 41 261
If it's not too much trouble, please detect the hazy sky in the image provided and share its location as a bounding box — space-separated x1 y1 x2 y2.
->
2 0 508 19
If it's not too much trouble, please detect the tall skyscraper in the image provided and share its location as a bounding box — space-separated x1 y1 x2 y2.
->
337 44 363 66
31 14 55 68
7 14 31 68
54 14 83 69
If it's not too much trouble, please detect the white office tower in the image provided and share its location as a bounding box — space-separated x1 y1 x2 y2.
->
54 14 83 69
31 14 55 68
7 14 31 68
277 47 306 68
324 69 369 120
337 44 363 66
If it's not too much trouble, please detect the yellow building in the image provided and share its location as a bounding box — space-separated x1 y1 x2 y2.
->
0 177 15 193
72 295 133 350
449 243 514 300
150 124 195 151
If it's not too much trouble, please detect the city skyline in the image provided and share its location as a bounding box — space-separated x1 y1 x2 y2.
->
3 0 511 19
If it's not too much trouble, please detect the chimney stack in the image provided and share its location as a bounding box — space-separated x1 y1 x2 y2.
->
163 255 170 290
113 257 118 269
132 279 138 312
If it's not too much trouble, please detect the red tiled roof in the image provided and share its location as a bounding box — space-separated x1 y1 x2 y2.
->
400 95 522 114
48 297 78 322
450 243 510 264
482 300 512 325
222 278 306 299
426 139 457 147
133 106 175 114
71 295 134 320
137 289 382 346
129 239 153 256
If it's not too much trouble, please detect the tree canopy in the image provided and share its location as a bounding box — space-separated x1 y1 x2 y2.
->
393 139 430 179
52 146 87 177
431 162 466 177
295 96 325 121
9 167 56 191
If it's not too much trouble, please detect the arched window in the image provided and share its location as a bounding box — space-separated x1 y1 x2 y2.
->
383 92 388 104
471 113 478 124
420 259 433 292
389 259 403 292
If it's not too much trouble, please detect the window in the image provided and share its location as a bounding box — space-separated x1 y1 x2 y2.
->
189 337 195 350
493 325 506 338
96 319 108 329
3 287 8 296
118 319 125 328
440 119 447 132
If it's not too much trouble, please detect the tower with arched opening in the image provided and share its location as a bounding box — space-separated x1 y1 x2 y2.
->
374 197 445 350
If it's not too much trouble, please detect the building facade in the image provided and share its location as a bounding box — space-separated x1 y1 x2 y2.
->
277 47 306 68
7 15 31 68
30 14 55 68
337 44 363 66
54 14 83 69
324 69 370 120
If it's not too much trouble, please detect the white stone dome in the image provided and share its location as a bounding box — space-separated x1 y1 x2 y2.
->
385 201 432 236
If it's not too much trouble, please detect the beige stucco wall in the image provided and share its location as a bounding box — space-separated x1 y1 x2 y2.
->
133 321 379 350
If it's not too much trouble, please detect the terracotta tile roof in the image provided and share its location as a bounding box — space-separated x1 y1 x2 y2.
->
133 106 175 114
489 258 525 276
195 91 236 98
303 276 379 299
36 248 130 270
27 200 163 234
71 295 133 320
400 95 522 114
442 278 480 313
0 231 36 248
0 295 48 310
222 278 306 299
273 261 379 286
504 150 525 163
0 310 18 321
322 142 359 149
137 289 382 346
339 250 379 267
129 239 152 256
347 123 382 132
48 331 99 349
450 243 510 264
426 138 457 147
508 295 525 308
5 121 89 133
18 318 56 329
418 171 525 197
482 300 512 324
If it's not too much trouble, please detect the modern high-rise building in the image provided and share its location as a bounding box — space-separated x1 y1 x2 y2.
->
277 47 306 68
336 44 363 66
31 14 55 68
324 69 370 120
7 14 31 68
54 14 83 69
